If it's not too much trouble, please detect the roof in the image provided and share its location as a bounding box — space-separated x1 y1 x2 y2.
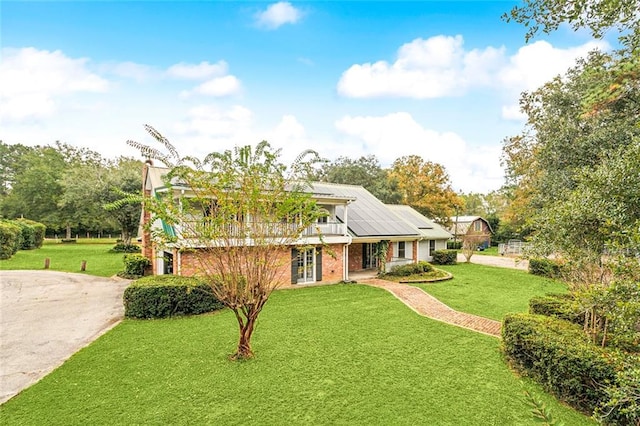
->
450 215 483 224
446 216 492 235
311 182 419 238
386 205 452 240
145 166 425 239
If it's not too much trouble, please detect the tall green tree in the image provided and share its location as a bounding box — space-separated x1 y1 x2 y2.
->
102 158 143 244
1 147 66 230
315 155 400 203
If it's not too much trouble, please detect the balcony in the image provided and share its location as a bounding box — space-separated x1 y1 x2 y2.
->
175 220 346 239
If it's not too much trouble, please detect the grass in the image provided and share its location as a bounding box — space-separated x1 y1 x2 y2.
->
414 263 568 321
475 246 499 256
0 240 125 277
0 284 592 425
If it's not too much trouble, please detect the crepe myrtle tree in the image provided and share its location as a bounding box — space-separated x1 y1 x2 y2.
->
129 125 326 360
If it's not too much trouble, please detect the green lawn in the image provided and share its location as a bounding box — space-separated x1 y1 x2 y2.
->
0 284 592 425
0 241 124 277
416 263 567 321
475 246 499 256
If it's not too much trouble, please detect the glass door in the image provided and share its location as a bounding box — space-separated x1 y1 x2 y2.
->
297 248 315 283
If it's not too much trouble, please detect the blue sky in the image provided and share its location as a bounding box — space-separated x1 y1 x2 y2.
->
0 1 610 192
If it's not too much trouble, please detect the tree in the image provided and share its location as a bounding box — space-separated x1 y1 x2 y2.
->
129 125 325 360
1 147 66 231
388 155 463 225
102 158 143 244
504 0 640 352
315 155 400 203
461 233 487 263
0 142 33 197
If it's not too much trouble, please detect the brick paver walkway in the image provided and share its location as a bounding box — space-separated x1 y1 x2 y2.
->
362 278 502 338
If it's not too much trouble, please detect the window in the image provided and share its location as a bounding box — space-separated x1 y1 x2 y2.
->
429 240 435 254
398 241 406 258
474 221 482 232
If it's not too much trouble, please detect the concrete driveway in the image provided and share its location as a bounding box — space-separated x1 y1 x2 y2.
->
0 271 129 404
457 253 529 270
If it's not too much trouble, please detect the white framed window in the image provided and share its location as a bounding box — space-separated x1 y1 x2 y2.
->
474 221 482 232
398 241 406 258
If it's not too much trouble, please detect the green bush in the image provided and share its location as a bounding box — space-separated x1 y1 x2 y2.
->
529 258 563 278
0 220 22 259
124 275 223 319
447 241 462 250
529 294 584 324
386 261 434 277
122 253 151 277
431 250 458 265
10 219 46 250
502 313 638 424
111 243 141 253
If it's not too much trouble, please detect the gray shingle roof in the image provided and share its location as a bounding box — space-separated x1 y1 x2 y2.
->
311 183 419 237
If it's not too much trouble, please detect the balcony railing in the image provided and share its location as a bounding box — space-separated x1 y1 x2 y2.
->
175 220 346 239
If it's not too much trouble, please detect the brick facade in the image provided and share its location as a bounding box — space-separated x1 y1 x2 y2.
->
177 243 345 287
348 243 364 271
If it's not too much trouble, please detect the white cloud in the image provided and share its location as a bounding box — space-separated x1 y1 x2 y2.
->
337 35 609 122
497 40 607 92
501 104 527 121
255 2 303 30
187 75 242 97
337 35 505 99
333 112 503 192
0 47 108 121
108 61 155 81
174 104 253 138
166 61 229 80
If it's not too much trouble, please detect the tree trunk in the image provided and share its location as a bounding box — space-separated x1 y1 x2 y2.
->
231 309 258 360
122 229 132 245
66 223 72 240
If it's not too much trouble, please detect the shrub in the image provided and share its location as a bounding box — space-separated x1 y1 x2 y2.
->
10 219 46 250
529 258 563 278
124 275 223 319
431 250 457 265
386 261 434 277
122 253 151 278
111 243 141 253
447 241 462 250
0 220 22 259
529 294 584 325
502 313 638 424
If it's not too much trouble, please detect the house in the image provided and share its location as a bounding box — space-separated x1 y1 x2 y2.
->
386 205 452 261
446 215 493 249
141 165 452 286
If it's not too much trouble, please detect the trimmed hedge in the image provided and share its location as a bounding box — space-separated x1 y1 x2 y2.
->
502 313 638 424
124 275 224 319
386 261 434 277
529 258 563 278
529 293 584 325
12 219 46 250
446 241 462 250
431 250 458 265
111 243 141 253
0 221 22 259
122 253 151 277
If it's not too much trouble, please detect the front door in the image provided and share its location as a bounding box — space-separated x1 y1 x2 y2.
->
362 243 378 269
